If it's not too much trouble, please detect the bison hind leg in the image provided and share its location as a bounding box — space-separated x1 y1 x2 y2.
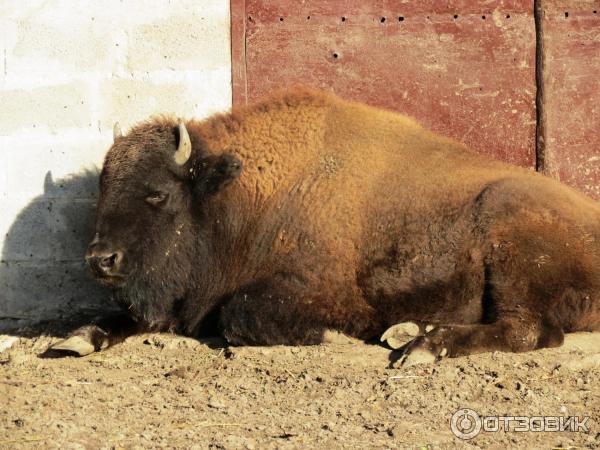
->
388 318 565 367
380 321 437 349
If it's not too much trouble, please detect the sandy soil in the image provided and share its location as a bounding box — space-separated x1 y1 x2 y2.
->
1 330 599 449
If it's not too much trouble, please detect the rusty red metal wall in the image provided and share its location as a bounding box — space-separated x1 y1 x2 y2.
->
538 1 600 199
231 0 600 199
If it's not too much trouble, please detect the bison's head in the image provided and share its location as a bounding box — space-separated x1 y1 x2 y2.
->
86 119 242 326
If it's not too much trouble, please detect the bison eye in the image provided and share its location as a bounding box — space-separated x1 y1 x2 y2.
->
145 191 169 206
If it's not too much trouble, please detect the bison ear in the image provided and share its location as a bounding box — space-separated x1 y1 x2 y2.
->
193 154 242 196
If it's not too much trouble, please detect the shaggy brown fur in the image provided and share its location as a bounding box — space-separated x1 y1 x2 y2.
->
52 88 600 362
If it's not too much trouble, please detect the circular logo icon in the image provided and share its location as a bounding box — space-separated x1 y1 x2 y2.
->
451 408 482 440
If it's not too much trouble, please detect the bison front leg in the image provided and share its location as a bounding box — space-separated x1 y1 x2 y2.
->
47 313 140 356
219 275 372 346
220 285 326 346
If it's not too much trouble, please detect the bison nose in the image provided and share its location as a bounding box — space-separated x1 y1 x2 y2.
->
86 250 123 276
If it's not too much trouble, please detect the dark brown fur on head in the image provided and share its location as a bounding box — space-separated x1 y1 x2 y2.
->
94 117 242 328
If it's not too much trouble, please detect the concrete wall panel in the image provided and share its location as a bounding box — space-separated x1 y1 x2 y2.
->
0 0 232 330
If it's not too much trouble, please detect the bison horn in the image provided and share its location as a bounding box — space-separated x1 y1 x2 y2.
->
113 122 122 141
174 121 192 165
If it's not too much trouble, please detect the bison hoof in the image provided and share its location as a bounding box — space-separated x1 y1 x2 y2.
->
391 330 449 367
381 322 421 349
48 325 109 357
50 335 96 356
397 346 438 367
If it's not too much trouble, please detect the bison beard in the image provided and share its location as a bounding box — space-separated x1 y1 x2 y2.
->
50 88 600 366
111 226 197 331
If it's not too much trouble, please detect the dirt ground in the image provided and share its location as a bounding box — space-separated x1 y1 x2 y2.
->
1 329 599 449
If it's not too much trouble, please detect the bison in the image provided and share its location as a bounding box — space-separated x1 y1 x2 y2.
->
51 88 600 365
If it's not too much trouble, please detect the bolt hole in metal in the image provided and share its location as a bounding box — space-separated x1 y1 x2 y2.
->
241 10 577 27
242 10 596 25
452 13 510 21
333 52 339 59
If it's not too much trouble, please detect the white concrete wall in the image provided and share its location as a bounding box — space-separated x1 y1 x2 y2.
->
0 0 232 330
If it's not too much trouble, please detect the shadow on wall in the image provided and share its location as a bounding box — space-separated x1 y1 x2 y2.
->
0 170 117 336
